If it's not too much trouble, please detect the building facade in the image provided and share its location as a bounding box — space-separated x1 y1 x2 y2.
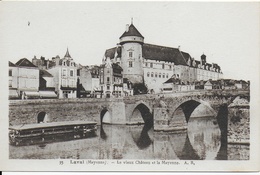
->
47 49 77 98
9 61 19 99
100 58 124 98
15 58 40 99
103 22 223 94
77 65 101 98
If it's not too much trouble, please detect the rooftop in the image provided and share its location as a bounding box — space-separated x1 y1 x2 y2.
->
16 58 37 68
120 24 144 39
40 69 53 77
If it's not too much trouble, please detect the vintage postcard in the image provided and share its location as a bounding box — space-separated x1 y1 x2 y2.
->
0 1 259 172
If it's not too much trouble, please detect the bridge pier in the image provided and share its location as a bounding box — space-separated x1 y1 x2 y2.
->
153 107 187 132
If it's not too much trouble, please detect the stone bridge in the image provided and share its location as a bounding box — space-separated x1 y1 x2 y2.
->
9 89 249 132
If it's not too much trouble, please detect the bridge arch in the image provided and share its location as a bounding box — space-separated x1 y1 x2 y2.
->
37 111 49 123
100 108 112 125
130 101 153 125
170 98 216 123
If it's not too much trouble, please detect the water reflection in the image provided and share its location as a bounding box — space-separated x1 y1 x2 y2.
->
187 117 221 160
9 116 248 160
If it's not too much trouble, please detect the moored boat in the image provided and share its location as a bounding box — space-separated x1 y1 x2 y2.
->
9 121 97 138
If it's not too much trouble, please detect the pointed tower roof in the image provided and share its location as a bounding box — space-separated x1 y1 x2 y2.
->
64 48 71 58
120 24 144 39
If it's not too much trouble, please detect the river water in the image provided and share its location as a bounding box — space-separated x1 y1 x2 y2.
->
9 116 249 160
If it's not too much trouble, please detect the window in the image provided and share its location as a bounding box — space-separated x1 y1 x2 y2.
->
107 77 110 82
155 73 158 78
166 74 168 78
129 52 133 58
145 62 148 67
129 61 133 67
169 65 171 69
62 69 66 76
70 70 73 77
163 73 165 78
70 80 74 87
162 64 165 69
150 63 153 68
159 73 161 78
151 72 154 77
62 79 66 86
9 69 12 76
9 79 12 87
147 72 150 77
107 85 110 90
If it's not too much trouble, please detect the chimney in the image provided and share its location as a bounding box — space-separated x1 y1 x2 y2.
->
47 60 49 69
126 24 129 32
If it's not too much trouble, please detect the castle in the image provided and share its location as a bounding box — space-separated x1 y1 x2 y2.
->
103 21 223 94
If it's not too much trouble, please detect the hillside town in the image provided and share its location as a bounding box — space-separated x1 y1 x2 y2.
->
8 22 249 100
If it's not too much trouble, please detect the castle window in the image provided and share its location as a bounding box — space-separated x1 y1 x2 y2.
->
151 72 154 77
107 85 110 90
150 63 153 68
162 64 165 69
169 65 171 69
147 72 150 77
107 77 110 82
129 52 133 58
129 61 133 67
9 69 12 76
163 73 165 78
159 73 161 78
166 74 168 78
145 62 148 67
155 72 158 78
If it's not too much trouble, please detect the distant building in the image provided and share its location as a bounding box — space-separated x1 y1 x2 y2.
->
47 49 77 98
15 58 40 99
8 61 19 99
39 69 57 99
234 80 249 89
123 78 133 96
100 58 124 98
77 65 101 98
103 21 223 94
162 77 195 93
204 80 213 90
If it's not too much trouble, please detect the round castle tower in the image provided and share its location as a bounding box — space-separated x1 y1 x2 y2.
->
119 22 144 84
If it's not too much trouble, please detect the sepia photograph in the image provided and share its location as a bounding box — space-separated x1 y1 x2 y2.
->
0 1 259 172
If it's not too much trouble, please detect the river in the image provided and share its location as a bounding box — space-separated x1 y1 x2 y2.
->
9 116 249 160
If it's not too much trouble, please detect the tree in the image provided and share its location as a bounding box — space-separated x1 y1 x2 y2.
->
133 83 148 95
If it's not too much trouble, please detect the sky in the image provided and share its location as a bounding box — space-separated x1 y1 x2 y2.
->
0 1 259 80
